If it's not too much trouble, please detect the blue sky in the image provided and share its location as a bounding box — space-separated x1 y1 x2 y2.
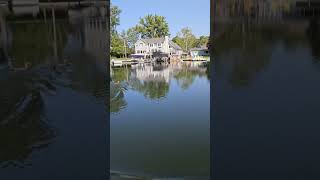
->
112 0 210 38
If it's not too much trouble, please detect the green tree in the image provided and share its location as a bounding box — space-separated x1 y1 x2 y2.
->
135 14 169 38
172 35 184 49
111 34 124 57
110 5 121 34
174 27 197 51
181 27 197 51
196 36 209 47
118 28 139 57
120 30 128 58
110 5 123 57
126 27 139 49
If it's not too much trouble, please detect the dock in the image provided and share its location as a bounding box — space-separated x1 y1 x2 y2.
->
182 57 210 62
111 56 210 67
111 59 152 67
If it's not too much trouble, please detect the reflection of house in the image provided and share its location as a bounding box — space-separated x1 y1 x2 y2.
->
133 64 171 83
131 62 208 83
134 36 183 58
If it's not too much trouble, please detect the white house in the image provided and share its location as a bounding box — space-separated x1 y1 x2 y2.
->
134 36 183 58
190 45 209 56
189 45 210 60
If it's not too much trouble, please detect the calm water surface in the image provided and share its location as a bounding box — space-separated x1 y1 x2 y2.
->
110 62 210 179
214 1 320 179
0 3 108 179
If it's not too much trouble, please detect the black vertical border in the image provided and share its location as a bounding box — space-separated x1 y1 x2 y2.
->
210 0 215 179
106 0 111 179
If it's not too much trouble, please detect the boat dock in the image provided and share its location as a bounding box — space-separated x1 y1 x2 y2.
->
182 59 208 62
111 59 152 67
111 57 210 67
182 57 210 62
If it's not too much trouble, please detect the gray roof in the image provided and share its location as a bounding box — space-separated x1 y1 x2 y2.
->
139 37 182 50
169 41 182 50
141 37 165 44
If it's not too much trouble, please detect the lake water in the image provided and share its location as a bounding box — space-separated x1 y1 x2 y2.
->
0 3 108 179
110 62 210 179
213 1 320 179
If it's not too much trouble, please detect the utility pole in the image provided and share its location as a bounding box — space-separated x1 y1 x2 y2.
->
185 38 188 52
123 38 127 58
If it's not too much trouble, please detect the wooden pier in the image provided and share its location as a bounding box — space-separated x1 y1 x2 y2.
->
111 59 152 67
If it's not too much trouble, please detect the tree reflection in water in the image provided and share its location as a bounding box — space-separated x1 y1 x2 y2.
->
214 0 320 88
110 81 127 113
110 62 210 113
174 63 208 90
214 21 320 87
129 63 171 100
130 78 170 100
110 68 129 113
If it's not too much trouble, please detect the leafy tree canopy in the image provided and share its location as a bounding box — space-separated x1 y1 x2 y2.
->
111 33 125 57
110 5 121 34
172 27 197 51
135 14 169 38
